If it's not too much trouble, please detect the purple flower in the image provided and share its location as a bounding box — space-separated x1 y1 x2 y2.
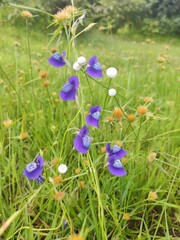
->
59 76 79 101
74 125 91 153
108 155 127 176
86 106 101 128
86 56 102 78
106 143 127 158
23 155 44 180
48 51 66 68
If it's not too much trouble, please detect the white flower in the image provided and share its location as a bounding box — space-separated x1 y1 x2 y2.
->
77 56 86 66
106 67 118 78
108 88 117 97
58 164 68 174
73 62 81 71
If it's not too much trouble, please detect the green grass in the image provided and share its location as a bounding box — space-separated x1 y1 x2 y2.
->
0 21 180 240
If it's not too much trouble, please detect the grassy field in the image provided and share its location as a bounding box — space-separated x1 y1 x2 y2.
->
0 20 180 240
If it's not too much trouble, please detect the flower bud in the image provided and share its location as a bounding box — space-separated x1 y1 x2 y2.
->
106 67 117 78
73 62 81 71
108 88 117 97
77 56 86 66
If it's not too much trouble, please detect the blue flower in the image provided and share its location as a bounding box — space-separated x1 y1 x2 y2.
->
108 155 127 176
48 51 66 68
106 143 127 158
74 125 91 153
86 106 101 128
86 56 102 78
23 155 44 181
59 76 79 101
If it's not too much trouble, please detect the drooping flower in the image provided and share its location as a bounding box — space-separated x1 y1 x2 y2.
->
86 106 101 128
106 143 127 158
23 155 44 181
59 76 79 101
108 155 127 176
86 56 102 78
106 67 117 78
48 51 66 68
74 125 91 154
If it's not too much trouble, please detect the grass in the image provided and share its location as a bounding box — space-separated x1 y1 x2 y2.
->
0 19 180 240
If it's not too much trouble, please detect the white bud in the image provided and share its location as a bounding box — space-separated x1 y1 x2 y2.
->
77 56 86 66
106 67 118 78
58 164 68 174
73 62 81 71
108 88 117 97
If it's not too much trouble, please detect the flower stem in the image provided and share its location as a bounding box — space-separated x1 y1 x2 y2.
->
103 78 112 110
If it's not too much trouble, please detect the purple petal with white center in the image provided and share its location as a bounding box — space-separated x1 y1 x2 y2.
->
59 76 79 101
106 143 127 158
74 135 89 153
108 155 127 176
23 163 43 179
90 106 101 114
86 115 99 128
48 52 66 68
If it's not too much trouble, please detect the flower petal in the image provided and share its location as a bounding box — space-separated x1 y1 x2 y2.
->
74 135 88 153
90 106 101 114
36 155 44 167
86 67 102 78
48 52 66 68
108 164 127 176
69 76 79 89
59 88 76 100
24 166 43 179
88 56 98 66
79 125 89 136
115 149 127 158
86 114 99 128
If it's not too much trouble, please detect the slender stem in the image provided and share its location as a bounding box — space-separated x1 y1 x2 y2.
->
103 78 112 110
85 73 94 101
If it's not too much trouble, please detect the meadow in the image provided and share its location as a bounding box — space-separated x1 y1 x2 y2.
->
0 8 180 240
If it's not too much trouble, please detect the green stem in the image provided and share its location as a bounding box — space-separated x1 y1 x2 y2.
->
103 78 112 110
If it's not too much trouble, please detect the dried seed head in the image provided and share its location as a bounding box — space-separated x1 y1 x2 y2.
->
113 107 124 120
137 105 148 115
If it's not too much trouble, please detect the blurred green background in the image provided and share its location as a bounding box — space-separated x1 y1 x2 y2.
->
1 0 180 36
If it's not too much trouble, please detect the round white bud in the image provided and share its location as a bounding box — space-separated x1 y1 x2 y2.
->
58 164 68 174
73 62 81 71
77 56 86 66
108 88 117 97
106 67 118 78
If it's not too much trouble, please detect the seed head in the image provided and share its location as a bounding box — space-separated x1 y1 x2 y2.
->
3 119 13 128
53 175 62 184
137 105 148 115
148 191 158 201
127 114 136 122
123 213 131 220
113 107 124 120
21 10 33 18
40 71 48 78
147 152 157 163
19 132 28 140
54 191 65 201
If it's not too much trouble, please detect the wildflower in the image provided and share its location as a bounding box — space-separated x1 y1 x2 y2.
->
78 180 86 188
21 10 33 18
86 56 102 78
157 56 165 63
86 105 101 128
19 132 28 140
48 51 66 68
106 67 117 78
58 164 68 174
148 191 158 200
113 107 124 120
73 62 81 71
40 71 48 78
144 96 153 103
108 88 117 97
127 114 136 122
51 159 59 166
100 146 106 154
106 143 127 158
108 155 127 176
59 76 79 101
106 116 114 123
54 191 65 201
123 213 131 220
147 152 157 163
77 56 86 66
43 80 50 87
74 125 91 154
67 232 84 240
53 175 62 184
3 119 13 128
137 105 148 115
23 155 44 182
